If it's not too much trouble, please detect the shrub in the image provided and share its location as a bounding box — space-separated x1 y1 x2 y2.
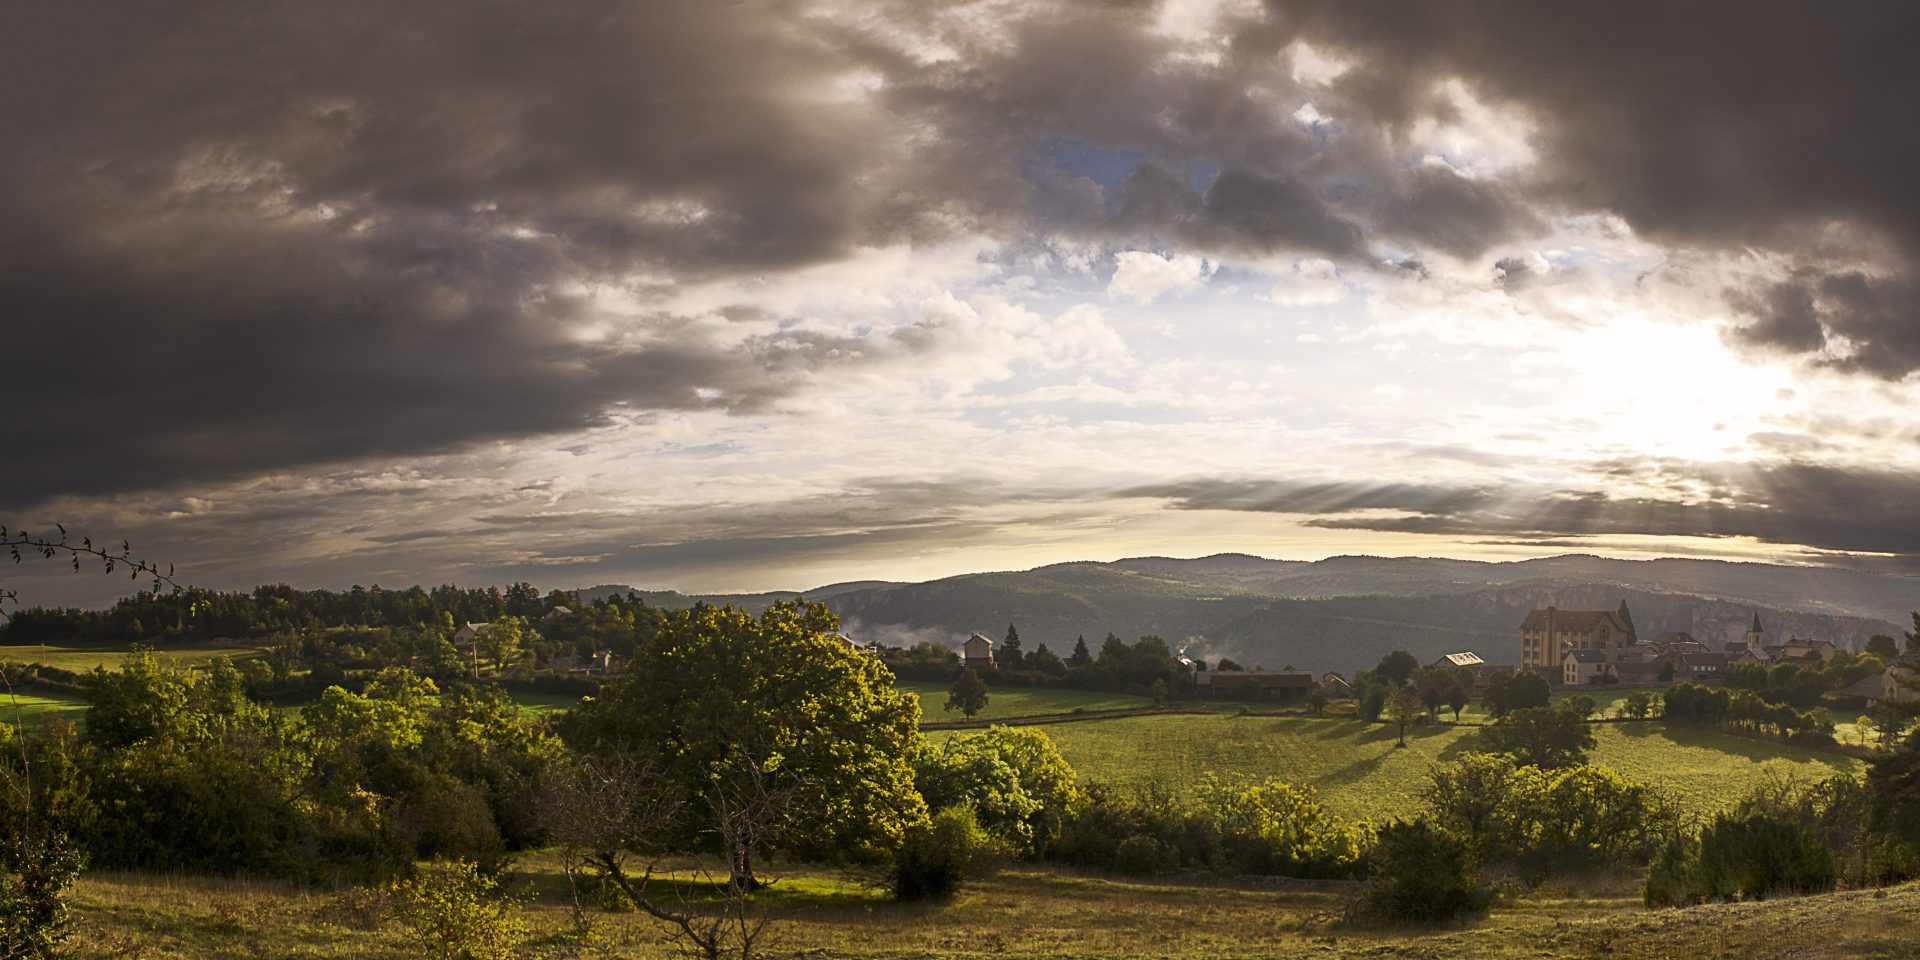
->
1425 755 1672 872
1361 820 1488 924
1052 778 1368 880
893 806 989 901
389 860 529 960
914 727 1083 857
1114 835 1170 876
1643 810 1837 906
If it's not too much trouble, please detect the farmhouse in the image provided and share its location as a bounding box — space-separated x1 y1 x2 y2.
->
1829 661 1920 708
1613 661 1666 685
1321 671 1354 698
1520 605 1634 673
1563 649 1609 685
452 621 490 646
1199 668 1316 700
961 633 996 669
1677 651 1727 680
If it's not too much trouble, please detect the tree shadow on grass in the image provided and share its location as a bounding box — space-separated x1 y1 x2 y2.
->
1650 722 1859 773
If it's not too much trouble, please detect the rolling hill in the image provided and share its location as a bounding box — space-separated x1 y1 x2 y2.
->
575 553 1920 675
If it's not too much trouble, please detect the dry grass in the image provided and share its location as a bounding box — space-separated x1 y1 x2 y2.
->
59 858 1920 960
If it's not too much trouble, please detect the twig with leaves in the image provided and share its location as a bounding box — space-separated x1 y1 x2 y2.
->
0 524 180 618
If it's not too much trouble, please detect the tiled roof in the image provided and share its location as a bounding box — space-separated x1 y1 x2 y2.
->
1520 609 1630 633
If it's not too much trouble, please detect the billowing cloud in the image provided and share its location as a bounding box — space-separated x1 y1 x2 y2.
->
8 0 1920 603
1108 251 1214 304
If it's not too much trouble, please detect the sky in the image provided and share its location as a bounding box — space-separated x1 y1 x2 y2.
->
7 0 1920 607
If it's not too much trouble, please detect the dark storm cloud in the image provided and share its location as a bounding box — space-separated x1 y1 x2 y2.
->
1728 270 1920 377
1378 167 1540 261
1276 0 1920 375
2 0 919 506
1132 462 1920 561
12 0 1920 518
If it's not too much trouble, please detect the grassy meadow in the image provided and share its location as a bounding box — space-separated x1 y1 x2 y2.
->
974 710 1861 820
58 860 1920 960
897 680 1147 722
0 639 266 673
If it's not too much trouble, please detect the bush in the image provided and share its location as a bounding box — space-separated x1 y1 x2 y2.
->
1114 835 1173 876
1362 820 1488 924
389 860 529 960
1424 754 1673 873
1051 778 1369 880
914 727 1084 857
893 806 989 901
1643 810 1837 906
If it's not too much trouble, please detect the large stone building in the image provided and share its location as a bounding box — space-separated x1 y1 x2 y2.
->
1520 604 1635 674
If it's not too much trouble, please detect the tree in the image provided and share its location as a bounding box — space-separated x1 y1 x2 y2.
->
1622 690 1656 719
1411 666 1449 720
945 667 989 719
1215 658 1244 672
1445 678 1472 722
1485 670 1551 717
542 753 789 960
1560 694 1598 721
1373 650 1420 686
1028 643 1066 676
1867 634 1900 661
1067 636 1091 668
1387 686 1423 748
1616 600 1638 644
1477 706 1595 769
566 600 928 890
1305 686 1330 717
999 623 1022 665
475 615 529 675
1907 612 1920 655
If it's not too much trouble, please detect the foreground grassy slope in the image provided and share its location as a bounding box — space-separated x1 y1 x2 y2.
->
61 862 1920 960
935 711 1863 821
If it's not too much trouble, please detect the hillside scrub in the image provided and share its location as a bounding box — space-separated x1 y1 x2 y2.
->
1052 777 1370 879
1425 754 1674 873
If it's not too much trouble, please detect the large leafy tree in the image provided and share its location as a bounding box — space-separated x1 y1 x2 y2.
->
945 667 989 718
1477 705 1596 769
567 600 927 887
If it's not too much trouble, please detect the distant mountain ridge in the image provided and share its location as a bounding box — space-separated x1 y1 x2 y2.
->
572 554 1920 675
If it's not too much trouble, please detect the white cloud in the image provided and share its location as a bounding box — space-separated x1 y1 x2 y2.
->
1408 78 1538 177
1286 41 1351 87
1264 258 1347 306
1107 250 1215 304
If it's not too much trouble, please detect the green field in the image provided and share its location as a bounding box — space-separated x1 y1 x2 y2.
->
898 680 1146 722
0 687 89 725
0 640 263 673
933 710 1862 821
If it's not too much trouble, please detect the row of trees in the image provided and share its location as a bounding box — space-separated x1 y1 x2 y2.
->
882 625 1198 699
0 581 585 647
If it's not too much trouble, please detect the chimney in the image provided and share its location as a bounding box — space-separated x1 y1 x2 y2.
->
1547 606 1557 665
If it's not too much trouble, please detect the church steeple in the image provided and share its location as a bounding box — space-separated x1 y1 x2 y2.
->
1747 612 1765 649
